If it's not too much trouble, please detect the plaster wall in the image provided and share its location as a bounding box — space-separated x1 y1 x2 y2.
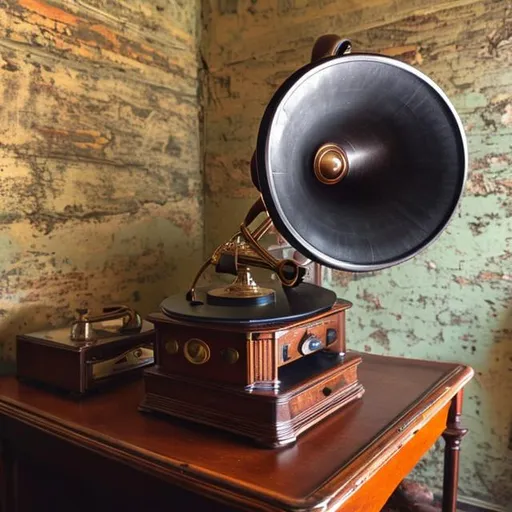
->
201 0 512 507
0 0 203 361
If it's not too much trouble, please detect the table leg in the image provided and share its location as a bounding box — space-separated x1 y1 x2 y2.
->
442 390 468 512
0 440 17 512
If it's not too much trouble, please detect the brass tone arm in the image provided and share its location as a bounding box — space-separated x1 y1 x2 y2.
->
185 196 306 304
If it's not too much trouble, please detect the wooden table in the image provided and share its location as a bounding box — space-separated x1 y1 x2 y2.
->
0 353 473 512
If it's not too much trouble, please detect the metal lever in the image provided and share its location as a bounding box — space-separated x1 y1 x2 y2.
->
70 305 142 342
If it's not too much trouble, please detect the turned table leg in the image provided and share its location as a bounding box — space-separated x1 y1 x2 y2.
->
442 390 467 512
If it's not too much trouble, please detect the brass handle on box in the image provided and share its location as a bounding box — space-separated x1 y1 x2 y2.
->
70 305 142 342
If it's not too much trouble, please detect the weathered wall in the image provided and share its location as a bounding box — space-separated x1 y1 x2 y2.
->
202 0 511 508
0 0 203 361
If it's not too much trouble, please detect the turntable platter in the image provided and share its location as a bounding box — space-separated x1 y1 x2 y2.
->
160 283 338 326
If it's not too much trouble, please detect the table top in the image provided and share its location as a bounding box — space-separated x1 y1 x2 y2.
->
0 353 473 511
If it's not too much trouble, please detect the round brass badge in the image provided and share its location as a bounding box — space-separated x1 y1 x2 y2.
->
184 338 210 365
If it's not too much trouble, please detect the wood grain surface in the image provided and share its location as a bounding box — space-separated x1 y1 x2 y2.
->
0 353 473 511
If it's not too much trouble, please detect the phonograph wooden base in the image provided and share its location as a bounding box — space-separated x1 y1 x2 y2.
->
140 353 363 447
140 296 364 448
139 299 365 447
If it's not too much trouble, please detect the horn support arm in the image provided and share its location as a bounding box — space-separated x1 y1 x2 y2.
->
185 197 305 303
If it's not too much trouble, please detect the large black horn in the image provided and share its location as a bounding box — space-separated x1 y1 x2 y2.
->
256 50 467 272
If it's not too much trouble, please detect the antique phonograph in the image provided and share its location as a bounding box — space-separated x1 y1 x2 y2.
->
139 35 467 447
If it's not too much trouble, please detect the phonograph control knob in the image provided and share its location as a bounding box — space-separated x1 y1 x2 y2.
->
299 333 323 356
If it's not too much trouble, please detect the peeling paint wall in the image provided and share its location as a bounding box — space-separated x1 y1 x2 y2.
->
0 1 203 360
201 0 511 507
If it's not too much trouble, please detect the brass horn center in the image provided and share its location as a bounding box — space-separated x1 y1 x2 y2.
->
314 143 348 184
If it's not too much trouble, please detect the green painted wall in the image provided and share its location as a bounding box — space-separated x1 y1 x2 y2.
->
0 0 203 362
201 0 511 508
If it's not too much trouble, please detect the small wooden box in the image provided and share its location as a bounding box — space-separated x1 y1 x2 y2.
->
17 322 155 395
